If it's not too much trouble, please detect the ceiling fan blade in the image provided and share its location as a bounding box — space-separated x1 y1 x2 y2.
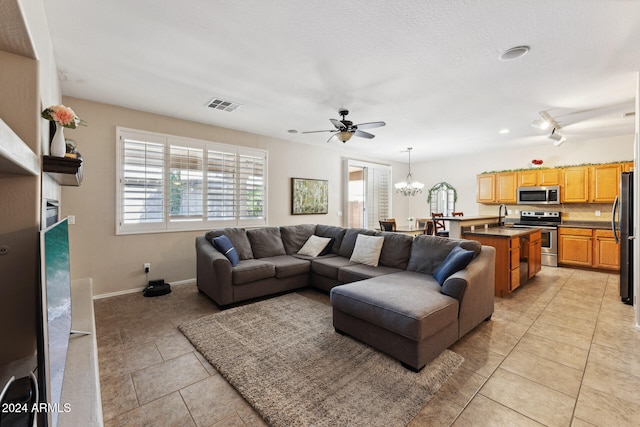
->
355 121 386 130
301 129 336 134
354 130 375 139
326 134 337 143
330 118 347 130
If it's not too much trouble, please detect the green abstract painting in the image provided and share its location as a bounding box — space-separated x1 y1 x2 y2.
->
291 178 328 215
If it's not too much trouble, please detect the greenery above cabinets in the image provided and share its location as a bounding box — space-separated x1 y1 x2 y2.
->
477 161 633 204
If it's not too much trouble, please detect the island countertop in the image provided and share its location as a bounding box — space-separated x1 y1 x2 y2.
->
463 226 541 238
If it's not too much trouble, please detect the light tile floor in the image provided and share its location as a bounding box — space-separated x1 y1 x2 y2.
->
95 267 640 426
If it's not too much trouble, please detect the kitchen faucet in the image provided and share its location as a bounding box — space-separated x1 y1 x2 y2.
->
498 204 508 226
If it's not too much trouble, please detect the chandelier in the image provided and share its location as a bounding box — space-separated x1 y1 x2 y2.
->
395 147 424 196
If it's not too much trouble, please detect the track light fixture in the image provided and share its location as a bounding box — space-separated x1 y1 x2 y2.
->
548 128 566 146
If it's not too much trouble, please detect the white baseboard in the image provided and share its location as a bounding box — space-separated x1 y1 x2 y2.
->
92 278 196 300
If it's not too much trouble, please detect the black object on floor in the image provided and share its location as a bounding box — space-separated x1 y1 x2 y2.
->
143 279 171 297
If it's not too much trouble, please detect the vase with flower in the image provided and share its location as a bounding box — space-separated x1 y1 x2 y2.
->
41 104 87 157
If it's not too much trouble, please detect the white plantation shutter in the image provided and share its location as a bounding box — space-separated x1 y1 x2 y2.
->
207 149 237 221
119 133 165 231
366 166 391 227
169 144 204 223
239 150 266 222
117 128 267 234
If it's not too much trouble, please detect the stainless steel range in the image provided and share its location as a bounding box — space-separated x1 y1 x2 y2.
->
513 211 561 267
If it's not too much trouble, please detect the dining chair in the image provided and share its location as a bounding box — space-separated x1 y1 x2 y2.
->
415 218 434 235
432 213 448 237
379 219 396 232
452 211 464 217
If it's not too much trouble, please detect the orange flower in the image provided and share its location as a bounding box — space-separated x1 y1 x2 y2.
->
41 104 86 129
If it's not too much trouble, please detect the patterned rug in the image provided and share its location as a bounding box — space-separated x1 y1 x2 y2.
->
179 293 463 427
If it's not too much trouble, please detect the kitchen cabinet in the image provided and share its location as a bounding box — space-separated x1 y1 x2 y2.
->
476 172 517 204
517 168 561 187
527 230 542 278
561 166 589 203
559 227 619 270
589 163 620 203
462 227 541 297
496 172 517 203
622 162 634 172
558 227 593 266
477 174 495 203
593 229 620 270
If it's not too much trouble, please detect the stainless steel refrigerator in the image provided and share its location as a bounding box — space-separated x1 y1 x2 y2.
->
612 171 634 305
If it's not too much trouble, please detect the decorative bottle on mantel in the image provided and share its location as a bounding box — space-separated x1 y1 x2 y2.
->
50 122 66 157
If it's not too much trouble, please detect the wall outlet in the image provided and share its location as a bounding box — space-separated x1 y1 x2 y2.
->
595 210 601 217
68 215 76 225
144 263 150 273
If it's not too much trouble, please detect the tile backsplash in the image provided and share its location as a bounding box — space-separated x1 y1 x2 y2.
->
478 203 613 223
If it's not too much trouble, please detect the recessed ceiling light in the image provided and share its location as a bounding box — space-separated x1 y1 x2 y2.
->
287 129 298 134
499 45 529 61
499 129 510 134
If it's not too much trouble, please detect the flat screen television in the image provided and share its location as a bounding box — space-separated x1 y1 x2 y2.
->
38 217 72 427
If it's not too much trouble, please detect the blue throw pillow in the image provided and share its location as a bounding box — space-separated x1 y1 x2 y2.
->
212 235 239 266
433 246 475 286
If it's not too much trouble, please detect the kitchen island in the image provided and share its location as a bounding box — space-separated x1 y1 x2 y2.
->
441 215 501 239
463 226 542 297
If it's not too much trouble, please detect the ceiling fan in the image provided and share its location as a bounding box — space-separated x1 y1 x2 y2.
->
302 109 386 143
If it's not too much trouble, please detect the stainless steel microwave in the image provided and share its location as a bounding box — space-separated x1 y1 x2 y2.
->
517 186 560 205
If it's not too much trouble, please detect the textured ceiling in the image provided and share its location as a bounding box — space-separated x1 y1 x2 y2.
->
42 0 640 162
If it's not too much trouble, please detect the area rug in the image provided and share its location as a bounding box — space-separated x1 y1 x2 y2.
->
179 293 463 427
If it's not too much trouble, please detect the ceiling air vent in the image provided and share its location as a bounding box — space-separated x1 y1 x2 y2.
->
206 98 241 112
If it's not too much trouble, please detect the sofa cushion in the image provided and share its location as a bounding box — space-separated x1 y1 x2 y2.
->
205 228 253 260
232 259 276 284
315 225 346 254
330 271 459 342
297 235 333 257
246 227 287 258
375 232 414 269
280 224 317 254
211 235 239 266
338 228 376 258
350 234 384 267
312 256 359 280
407 235 481 275
261 255 311 279
433 246 475 285
338 264 403 283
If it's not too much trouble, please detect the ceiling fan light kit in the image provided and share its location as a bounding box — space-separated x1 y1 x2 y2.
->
395 147 424 196
301 110 385 143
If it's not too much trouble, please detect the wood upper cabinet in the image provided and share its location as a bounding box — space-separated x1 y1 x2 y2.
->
622 162 634 172
593 229 620 270
561 166 589 203
538 168 561 186
558 227 593 266
496 172 517 203
589 164 621 203
517 168 561 187
477 174 496 203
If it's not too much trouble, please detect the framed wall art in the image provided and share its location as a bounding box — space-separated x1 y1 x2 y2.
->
291 178 328 215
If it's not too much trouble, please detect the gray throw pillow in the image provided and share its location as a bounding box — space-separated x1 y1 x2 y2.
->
205 228 253 260
246 227 286 258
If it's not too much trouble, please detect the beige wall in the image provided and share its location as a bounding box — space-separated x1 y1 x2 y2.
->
409 135 635 222
61 97 409 296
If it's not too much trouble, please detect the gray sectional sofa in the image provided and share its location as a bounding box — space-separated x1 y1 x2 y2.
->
196 224 495 370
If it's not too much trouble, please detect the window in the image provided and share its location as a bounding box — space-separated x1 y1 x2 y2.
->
117 128 267 234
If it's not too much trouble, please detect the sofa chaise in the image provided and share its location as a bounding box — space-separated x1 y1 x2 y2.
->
195 224 495 370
